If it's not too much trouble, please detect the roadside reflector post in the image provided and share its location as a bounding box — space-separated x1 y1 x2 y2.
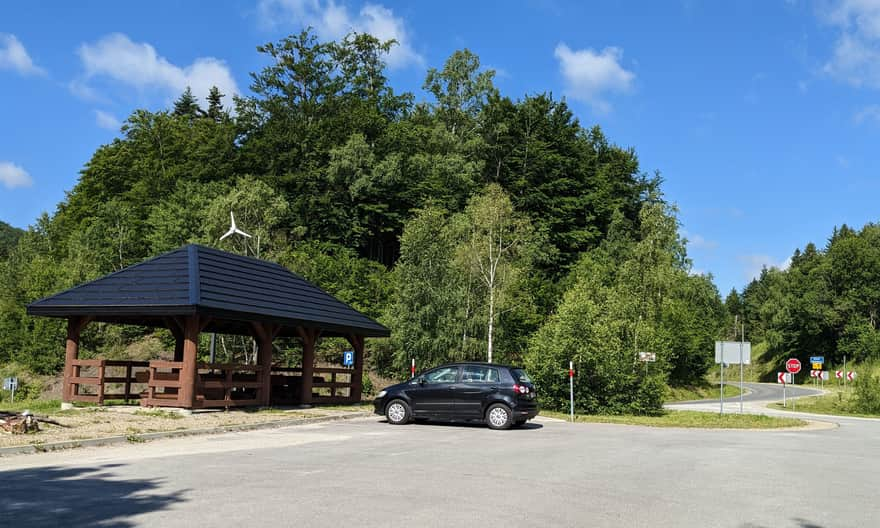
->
411 358 415 379
569 361 574 423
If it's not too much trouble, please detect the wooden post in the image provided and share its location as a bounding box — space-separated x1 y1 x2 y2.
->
124 363 133 402
165 317 185 362
347 334 365 403
178 315 200 408
63 317 90 403
252 323 278 407
97 360 106 405
297 327 319 406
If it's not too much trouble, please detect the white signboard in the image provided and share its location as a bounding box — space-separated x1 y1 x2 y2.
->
638 352 656 362
714 341 751 365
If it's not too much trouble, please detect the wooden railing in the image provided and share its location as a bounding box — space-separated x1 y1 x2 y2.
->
270 366 356 405
67 359 150 405
196 362 263 408
141 360 184 407
68 360 359 409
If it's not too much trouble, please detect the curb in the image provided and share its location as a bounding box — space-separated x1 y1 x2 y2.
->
0 411 372 457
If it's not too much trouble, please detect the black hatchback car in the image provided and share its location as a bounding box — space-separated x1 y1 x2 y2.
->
373 362 539 430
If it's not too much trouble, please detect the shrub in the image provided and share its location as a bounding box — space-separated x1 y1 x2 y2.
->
851 362 880 414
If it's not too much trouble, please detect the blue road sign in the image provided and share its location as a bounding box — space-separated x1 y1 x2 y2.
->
343 350 354 367
810 356 825 364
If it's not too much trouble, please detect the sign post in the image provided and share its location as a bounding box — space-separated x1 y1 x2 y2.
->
638 351 656 378
715 336 751 415
777 372 790 406
3 377 17 403
785 359 801 410
569 361 574 423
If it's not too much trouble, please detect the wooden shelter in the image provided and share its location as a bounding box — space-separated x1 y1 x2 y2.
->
27 244 390 409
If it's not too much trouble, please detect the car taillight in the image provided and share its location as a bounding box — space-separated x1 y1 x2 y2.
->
513 384 529 394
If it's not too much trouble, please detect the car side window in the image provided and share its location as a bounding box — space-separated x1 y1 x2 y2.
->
461 366 499 383
425 367 459 384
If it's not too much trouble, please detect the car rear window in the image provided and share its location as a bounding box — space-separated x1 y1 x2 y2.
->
510 369 532 383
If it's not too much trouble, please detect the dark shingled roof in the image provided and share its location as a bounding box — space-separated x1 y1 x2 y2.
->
27 244 390 338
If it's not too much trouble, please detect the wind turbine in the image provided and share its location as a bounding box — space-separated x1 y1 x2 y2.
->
215 211 253 364
220 211 252 241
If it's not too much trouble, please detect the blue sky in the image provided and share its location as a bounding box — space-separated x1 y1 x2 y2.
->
2 0 879 295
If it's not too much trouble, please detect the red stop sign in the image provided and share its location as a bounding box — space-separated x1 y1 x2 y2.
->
786 358 802 374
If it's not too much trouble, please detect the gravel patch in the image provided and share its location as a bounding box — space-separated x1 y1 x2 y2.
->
0 405 370 449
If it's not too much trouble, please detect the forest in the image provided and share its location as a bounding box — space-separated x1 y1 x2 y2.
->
727 224 880 379
10 30 871 415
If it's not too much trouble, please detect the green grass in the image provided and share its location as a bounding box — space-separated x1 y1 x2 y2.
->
542 409 806 429
768 386 880 418
133 409 183 419
0 398 67 415
666 383 742 402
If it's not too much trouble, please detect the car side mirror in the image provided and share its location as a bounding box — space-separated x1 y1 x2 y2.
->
418 377 426 386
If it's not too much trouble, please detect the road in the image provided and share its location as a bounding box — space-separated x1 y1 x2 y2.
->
673 381 822 406
2 388 879 528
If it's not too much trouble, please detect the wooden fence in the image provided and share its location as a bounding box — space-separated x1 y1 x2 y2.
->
67 359 150 405
270 366 356 405
67 360 358 408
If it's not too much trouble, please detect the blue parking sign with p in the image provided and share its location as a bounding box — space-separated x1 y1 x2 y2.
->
343 350 354 366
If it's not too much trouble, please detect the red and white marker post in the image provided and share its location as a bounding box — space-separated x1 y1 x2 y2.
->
777 372 791 407
569 361 575 423
411 358 415 379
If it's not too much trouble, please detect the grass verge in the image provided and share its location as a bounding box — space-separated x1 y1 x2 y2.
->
666 383 742 403
768 387 880 418
542 409 806 429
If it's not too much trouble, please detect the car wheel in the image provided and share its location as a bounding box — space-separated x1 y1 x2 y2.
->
385 399 411 425
486 403 513 430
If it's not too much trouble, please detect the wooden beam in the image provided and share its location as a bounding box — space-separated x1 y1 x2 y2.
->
164 317 185 362
346 334 365 404
297 327 320 406
178 315 200 408
252 322 278 406
63 316 91 403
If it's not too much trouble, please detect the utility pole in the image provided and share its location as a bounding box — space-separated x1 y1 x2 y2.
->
740 320 744 414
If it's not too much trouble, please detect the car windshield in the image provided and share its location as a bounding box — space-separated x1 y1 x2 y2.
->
511 369 532 383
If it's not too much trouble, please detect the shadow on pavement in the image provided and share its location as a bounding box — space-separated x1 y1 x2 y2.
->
742 519 826 528
0 463 186 527
378 419 543 430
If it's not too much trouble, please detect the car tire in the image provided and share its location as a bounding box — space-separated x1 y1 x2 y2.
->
385 399 411 425
485 403 513 430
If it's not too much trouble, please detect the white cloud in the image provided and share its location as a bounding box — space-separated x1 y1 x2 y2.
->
821 1 880 88
854 104 880 123
553 43 635 113
95 109 121 130
74 33 239 105
0 161 33 189
686 233 718 251
0 33 45 76
257 0 423 69
738 254 790 282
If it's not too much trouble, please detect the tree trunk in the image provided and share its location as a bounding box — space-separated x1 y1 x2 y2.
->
487 284 495 364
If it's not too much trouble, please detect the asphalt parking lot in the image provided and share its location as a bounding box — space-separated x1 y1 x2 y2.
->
2 406 879 528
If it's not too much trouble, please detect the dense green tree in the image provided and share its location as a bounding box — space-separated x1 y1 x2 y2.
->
0 221 24 259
